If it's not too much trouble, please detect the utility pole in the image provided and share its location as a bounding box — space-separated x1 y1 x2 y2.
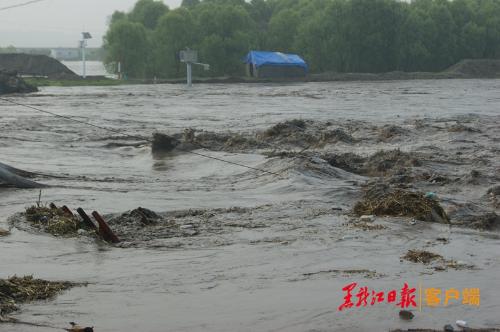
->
80 32 92 79
186 61 193 87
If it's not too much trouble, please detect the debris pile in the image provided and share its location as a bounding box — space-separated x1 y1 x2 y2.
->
325 149 420 177
353 183 449 223
24 206 87 237
0 275 78 315
0 70 37 95
447 123 480 133
445 203 500 230
260 119 354 147
194 131 266 151
402 249 443 264
151 132 180 153
402 250 475 270
378 125 407 141
151 119 356 154
263 119 307 137
0 228 9 237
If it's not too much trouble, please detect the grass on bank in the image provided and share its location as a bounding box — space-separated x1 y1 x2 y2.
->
24 77 124 87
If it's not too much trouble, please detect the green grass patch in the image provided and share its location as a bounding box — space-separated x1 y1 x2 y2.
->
25 77 124 87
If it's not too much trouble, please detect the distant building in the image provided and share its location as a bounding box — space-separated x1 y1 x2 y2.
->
7 48 50 56
244 51 308 78
50 48 80 61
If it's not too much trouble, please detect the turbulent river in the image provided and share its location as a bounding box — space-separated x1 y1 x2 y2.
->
0 80 499 331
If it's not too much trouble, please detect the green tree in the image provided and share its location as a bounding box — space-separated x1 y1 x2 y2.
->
129 0 169 30
104 20 150 78
103 0 500 78
266 9 299 52
181 0 200 7
194 3 257 75
0 45 17 54
153 8 197 77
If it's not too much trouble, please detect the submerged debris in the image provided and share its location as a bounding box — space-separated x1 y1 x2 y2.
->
0 228 9 237
402 250 475 270
66 322 94 332
403 249 443 264
446 203 500 230
351 222 387 231
325 149 420 177
0 275 79 315
353 184 449 223
152 119 357 154
302 269 380 279
469 212 500 230
151 132 180 153
24 205 94 237
379 125 407 141
447 123 480 133
399 310 414 320
264 119 307 137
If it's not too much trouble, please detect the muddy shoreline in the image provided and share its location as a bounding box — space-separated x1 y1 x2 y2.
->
25 59 500 87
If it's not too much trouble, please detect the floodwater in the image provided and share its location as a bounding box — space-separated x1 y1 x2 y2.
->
0 80 499 332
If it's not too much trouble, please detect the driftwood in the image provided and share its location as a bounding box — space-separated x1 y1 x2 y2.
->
0 162 46 189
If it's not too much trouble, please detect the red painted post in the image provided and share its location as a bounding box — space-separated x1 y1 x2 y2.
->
61 205 74 217
92 211 120 244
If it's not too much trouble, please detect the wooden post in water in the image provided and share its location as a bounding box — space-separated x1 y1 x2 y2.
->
92 211 120 244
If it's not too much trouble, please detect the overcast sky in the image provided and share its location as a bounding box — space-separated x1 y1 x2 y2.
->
0 0 180 48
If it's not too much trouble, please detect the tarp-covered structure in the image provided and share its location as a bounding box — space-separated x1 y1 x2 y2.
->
244 51 308 78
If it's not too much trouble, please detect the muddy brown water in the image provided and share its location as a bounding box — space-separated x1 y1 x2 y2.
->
0 80 499 331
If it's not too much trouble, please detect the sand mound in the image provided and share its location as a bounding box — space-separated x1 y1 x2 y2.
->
446 59 500 78
0 53 77 78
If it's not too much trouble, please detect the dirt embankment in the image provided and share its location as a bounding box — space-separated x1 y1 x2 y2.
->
0 70 37 95
310 59 500 82
445 59 500 78
0 53 77 79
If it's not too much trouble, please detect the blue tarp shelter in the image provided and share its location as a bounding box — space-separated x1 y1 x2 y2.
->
243 51 308 78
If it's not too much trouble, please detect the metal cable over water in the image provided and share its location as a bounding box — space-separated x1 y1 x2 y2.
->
0 97 288 177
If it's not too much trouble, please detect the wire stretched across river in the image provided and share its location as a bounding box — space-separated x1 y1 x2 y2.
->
0 97 283 177
0 0 47 11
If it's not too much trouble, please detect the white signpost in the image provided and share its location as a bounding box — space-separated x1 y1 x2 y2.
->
179 49 210 87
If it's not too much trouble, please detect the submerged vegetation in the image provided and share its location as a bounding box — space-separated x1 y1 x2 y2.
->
0 276 78 315
353 184 450 223
24 206 93 237
24 77 122 87
104 0 500 78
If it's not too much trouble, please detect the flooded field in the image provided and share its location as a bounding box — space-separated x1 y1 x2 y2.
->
1 80 499 331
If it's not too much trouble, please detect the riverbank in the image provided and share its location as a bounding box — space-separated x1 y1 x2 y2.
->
0 71 37 95
23 59 500 87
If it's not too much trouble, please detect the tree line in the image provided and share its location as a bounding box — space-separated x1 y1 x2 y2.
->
103 0 500 78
